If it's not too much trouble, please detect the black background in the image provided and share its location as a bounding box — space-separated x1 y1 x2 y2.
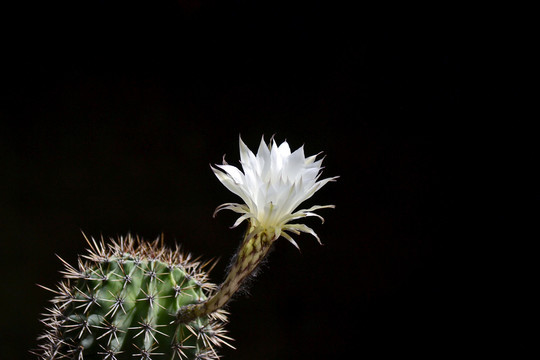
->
0 1 532 359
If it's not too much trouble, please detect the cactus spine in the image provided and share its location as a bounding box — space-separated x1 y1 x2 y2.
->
37 234 232 360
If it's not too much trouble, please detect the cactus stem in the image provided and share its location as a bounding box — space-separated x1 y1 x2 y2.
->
177 227 275 323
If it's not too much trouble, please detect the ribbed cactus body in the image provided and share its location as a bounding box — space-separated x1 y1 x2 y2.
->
37 235 231 360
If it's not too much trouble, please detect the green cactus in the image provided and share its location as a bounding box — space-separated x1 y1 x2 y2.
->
36 136 337 359
37 235 232 360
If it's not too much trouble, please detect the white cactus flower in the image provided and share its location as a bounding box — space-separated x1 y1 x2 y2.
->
211 136 338 249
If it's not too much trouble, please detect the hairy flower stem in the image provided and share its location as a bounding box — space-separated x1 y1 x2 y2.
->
177 229 275 324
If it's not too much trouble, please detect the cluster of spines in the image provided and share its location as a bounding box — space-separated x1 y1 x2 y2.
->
36 234 233 360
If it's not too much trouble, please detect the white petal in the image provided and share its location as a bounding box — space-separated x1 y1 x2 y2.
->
256 135 271 161
239 136 257 168
281 231 301 251
215 164 245 185
213 203 250 217
277 140 291 157
283 223 322 244
230 213 253 228
283 146 305 182
211 166 244 195
211 166 254 208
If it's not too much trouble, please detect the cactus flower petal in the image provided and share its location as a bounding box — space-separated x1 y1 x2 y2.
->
212 136 337 245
